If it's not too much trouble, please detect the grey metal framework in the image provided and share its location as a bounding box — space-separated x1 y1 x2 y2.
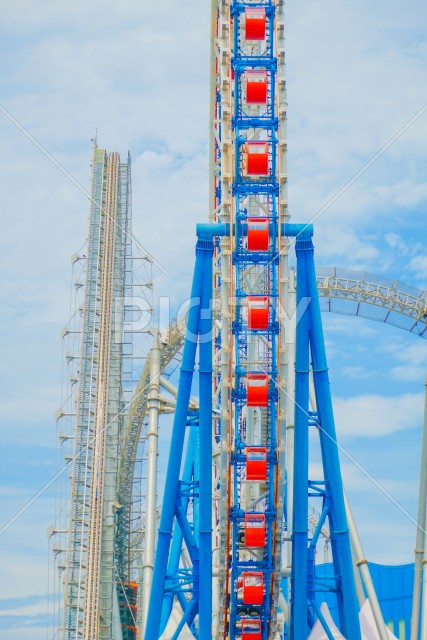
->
317 266 427 338
62 147 131 640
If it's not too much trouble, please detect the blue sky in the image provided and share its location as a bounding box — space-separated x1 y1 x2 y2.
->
0 0 427 637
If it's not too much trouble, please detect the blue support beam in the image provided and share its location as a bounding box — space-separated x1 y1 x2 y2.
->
170 599 198 640
304 236 361 640
160 427 197 635
144 234 214 640
290 233 311 638
198 230 214 639
286 226 362 639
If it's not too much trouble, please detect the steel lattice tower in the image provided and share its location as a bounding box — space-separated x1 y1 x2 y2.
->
62 146 132 639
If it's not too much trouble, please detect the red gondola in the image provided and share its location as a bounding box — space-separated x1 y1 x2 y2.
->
247 296 269 330
247 217 269 251
241 618 262 640
242 571 264 605
246 446 267 481
246 69 268 104
245 7 266 40
247 373 268 406
245 141 269 176
244 513 266 547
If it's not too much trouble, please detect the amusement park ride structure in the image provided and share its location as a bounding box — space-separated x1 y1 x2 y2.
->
49 1 427 639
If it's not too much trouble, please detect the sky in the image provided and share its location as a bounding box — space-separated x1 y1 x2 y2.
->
0 0 427 637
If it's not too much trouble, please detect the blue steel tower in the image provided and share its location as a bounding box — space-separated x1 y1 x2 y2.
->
226 2 282 639
141 0 364 638
141 1 363 639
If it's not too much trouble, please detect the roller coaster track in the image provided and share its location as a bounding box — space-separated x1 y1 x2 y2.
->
116 319 187 579
317 266 427 337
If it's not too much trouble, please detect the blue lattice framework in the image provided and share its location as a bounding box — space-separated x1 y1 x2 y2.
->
143 0 365 635
226 2 280 639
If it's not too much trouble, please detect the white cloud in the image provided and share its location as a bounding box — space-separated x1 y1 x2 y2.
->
316 225 379 267
286 0 427 233
334 392 423 437
323 315 378 340
4 629 49 640
0 551 49 600
408 254 427 281
0 601 47 618
340 365 376 380
381 340 427 382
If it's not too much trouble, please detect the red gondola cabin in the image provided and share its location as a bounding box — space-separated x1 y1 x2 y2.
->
247 217 269 251
242 619 262 640
245 141 269 176
246 446 267 481
244 513 266 547
245 7 266 40
247 373 268 406
242 571 264 605
247 296 269 330
246 70 268 104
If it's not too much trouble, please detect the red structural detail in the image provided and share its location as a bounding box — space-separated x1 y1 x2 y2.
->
126 581 138 603
247 296 269 330
246 141 269 176
244 7 266 40
242 571 264 605
244 513 266 547
245 70 268 104
246 447 267 481
247 373 268 406
241 619 262 640
247 217 269 251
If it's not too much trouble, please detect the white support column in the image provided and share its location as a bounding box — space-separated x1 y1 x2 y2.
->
112 584 124 640
159 375 198 409
213 0 233 635
284 269 296 572
141 329 161 636
344 494 388 640
276 4 290 631
208 0 217 222
350 536 366 608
